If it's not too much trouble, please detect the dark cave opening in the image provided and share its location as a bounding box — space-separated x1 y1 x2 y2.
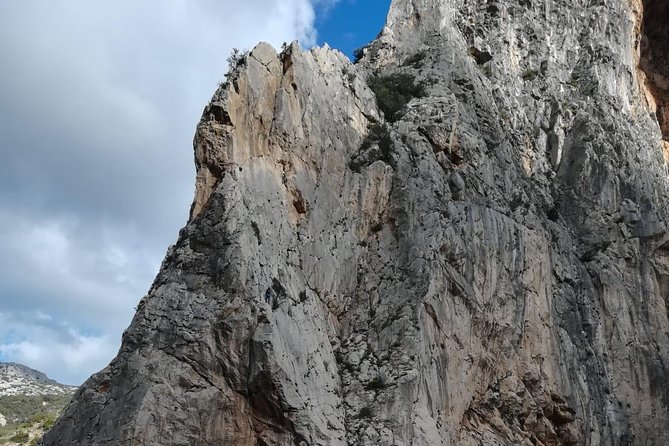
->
640 0 669 141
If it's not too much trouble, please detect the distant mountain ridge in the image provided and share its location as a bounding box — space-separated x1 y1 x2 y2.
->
0 363 76 397
0 362 76 443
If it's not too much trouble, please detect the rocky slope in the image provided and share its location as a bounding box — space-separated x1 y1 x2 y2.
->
0 364 75 398
43 0 669 444
0 363 74 445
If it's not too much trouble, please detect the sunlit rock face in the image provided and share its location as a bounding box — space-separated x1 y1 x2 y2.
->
42 0 669 445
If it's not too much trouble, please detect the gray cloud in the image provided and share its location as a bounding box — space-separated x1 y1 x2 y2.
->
0 0 332 384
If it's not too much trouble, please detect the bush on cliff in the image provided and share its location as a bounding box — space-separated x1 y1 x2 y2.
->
368 73 426 122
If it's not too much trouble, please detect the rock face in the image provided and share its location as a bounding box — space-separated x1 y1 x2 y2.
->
42 0 669 444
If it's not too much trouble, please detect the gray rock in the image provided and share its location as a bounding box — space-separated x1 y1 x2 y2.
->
43 0 669 444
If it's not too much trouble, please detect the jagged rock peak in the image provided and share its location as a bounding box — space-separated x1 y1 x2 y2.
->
190 41 378 221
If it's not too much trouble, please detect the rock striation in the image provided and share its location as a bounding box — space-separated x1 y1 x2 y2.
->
43 0 669 444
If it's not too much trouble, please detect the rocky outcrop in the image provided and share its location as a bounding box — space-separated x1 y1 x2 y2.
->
43 0 669 445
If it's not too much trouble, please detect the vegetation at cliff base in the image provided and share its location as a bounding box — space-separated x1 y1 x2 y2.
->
0 394 72 446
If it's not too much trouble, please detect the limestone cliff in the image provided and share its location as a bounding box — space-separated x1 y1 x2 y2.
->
42 0 669 444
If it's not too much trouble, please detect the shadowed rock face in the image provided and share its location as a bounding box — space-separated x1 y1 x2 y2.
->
42 0 669 445
640 0 669 141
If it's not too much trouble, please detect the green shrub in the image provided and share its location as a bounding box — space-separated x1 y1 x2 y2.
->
224 48 248 81
10 430 30 442
358 406 373 418
521 69 538 81
404 51 427 68
370 222 384 233
368 73 426 122
226 48 246 71
351 123 395 172
0 394 72 424
42 413 57 430
361 122 392 154
364 376 386 391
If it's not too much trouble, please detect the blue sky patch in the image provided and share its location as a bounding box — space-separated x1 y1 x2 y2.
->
316 0 391 59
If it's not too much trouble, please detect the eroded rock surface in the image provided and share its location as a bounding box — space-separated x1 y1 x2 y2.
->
43 0 669 444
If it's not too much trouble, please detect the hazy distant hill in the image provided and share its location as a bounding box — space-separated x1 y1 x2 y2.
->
0 363 75 398
0 363 76 445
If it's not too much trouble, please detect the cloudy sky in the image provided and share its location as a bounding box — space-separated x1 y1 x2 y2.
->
0 0 389 385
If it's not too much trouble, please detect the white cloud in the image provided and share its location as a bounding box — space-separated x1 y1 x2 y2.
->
0 319 117 385
0 211 156 340
0 0 329 385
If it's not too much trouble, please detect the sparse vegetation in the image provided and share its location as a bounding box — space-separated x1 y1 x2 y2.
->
219 48 249 86
368 73 426 122
361 123 392 155
345 69 356 87
350 122 394 172
0 394 71 425
226 48 247 72
364 376 387 391
358 406 374 418
353 47 365 63
404 51 427 68
370 222 384 233
0 394 72 445
9 431 29 443
521 68 539 81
